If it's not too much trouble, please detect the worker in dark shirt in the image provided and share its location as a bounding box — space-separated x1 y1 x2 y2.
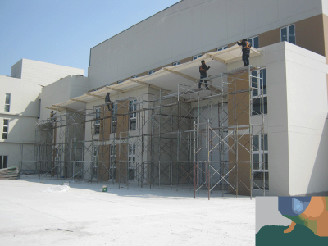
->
105 93 112 111
198 60 210 89
237 39 252 66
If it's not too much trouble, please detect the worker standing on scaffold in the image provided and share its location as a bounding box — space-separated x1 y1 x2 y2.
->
237 39 252 66
105 92 112 111
198 60 210 89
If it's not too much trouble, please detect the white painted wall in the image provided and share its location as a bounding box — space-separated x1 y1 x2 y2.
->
11 59 84 86
1 59 84 170
88 0 324 89
284 42 328 195
39 75 89 121
321 0 328 16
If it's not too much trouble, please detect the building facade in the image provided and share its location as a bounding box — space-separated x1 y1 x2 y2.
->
6 0 328 196
0 59 84 172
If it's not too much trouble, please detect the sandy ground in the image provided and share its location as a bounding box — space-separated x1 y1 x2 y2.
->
0 177 255 246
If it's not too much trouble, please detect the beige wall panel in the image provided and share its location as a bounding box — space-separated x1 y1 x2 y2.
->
99 105 112 141
259 29 280 48
323 14 328 63
98 144 110 181
116 100 129 139
228 71 250 127
296 14 325 58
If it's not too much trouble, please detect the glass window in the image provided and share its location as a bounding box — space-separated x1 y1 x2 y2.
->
129 99 137 131
252 69 267 116
128 143 136 180
4 93 11 112
193 54 203 60
248 36 259 48
111 103 117 133
281 24 295 44
252 134 269 189
94 107 101 135
217 45 228 52
0 156 8 169
2 119 9 139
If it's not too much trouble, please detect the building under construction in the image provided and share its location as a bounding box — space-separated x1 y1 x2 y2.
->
3 0 328 197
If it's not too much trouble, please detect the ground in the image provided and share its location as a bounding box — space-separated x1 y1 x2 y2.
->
0 176 255 246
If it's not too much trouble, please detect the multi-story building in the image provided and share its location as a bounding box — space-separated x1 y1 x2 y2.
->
10 0 328 196
0 59 84 173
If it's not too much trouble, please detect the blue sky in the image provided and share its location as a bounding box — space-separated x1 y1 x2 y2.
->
0 0 180 76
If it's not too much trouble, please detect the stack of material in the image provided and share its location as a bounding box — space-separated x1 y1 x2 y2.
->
0 167 20 180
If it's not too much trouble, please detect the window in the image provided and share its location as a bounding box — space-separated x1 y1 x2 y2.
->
111 103 117 133
192 54 203 60
2 119 9 139
0 156 7 169
148 70 155 75
94 107 101 135
92 147 98 179
128 143 136 180
110 145 116 179
281 24 295 44
4 93 11 112
251 69 267 116
131 75 138 79
248 36 259 48
172 61 180 66
129 99 137 131
217 45 228 52
253 134 268 189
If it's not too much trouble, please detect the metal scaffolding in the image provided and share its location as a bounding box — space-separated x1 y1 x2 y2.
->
30 64 267 198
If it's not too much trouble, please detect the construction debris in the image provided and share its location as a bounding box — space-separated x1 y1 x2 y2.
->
0 167 20 180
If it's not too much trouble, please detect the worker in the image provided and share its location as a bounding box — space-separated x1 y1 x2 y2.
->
198 60 210 89
237 39 252 66
105 93 112 111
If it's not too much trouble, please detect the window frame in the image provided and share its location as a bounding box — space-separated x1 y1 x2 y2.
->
248 36 259 48
251 68 267 116
217 45 228 52
111 103 117 134
129 99 137 131
110 145 116 180
280 24 296 44
192 54 203 60
94 106 101 135
4 93 11 112
253 134 269 190
128 143 136 180
0 155 8 169
2 119 9 139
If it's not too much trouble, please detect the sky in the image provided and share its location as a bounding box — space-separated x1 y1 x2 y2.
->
0 0 180 76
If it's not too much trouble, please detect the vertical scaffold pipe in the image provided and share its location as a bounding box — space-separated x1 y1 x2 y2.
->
248 65 253 199
193 121 196 198
207 119 210 200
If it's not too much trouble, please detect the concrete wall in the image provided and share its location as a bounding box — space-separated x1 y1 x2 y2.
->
39 75 89 121
263 42 328 196
88 0 324 89
284 43 328 195
264 43 290 196
11 59 84 86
